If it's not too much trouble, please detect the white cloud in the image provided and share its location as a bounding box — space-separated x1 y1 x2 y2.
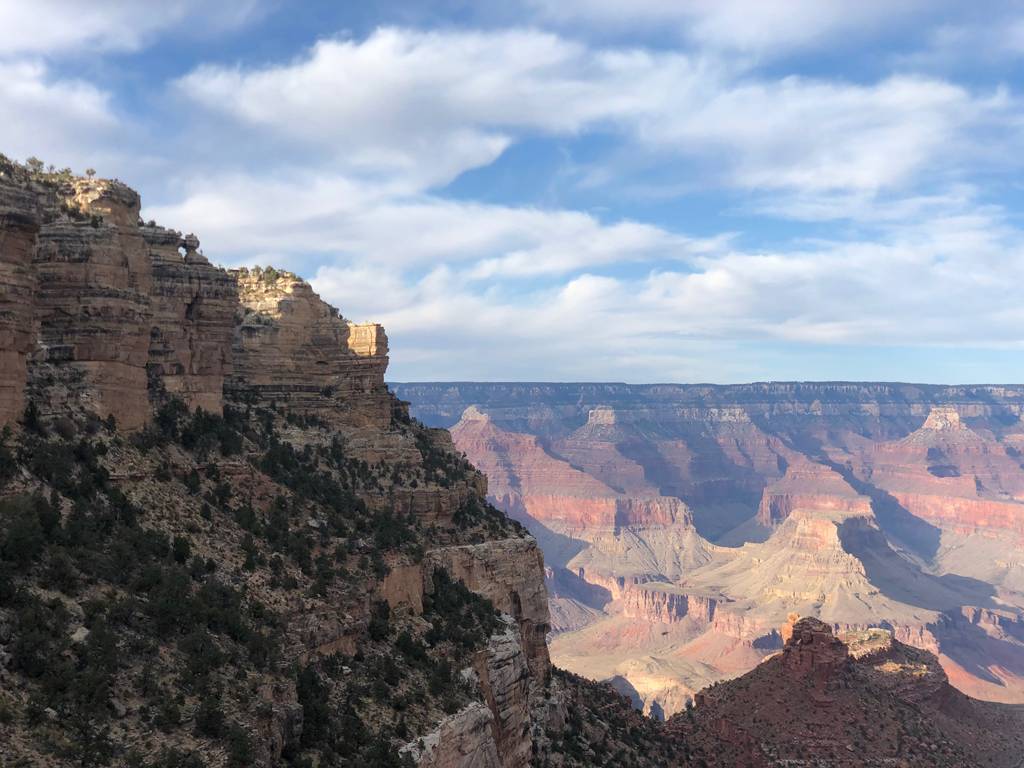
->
176 27 682 187
176 27 1014 195
5 4 1024 383
144 160 1024 382
526 0 946 54
639 75 1008 192
309 204 1024 382
0 0 261 56
142 170 720 275
0 60 123 169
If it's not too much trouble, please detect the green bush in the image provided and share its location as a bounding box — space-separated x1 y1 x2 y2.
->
194 695 226 738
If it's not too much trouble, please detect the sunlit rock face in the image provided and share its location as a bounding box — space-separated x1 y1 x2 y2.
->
408 384 1024 716
229 268 391 432
145 227 239 414
1 173 240 430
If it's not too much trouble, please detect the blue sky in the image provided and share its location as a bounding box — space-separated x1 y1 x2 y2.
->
4 1 1024 384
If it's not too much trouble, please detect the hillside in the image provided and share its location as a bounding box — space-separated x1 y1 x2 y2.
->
0 156 680 768
669 616 1024 767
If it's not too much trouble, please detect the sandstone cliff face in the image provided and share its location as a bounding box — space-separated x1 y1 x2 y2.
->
0 173 241 429
145 228 238 413
0 176 40 426
412 703 502 768
31 180 154 429
230 269 390 433
430 538 551 680
472 617 534 768
378 537 554 768
620 584 716 624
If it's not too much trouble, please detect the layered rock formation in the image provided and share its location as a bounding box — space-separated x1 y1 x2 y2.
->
0 161 569 768
756 461 872 524
0 166 396 441
229 269 390 431
853 406 1024 537
145 227 238 413
0 164 40 424
0 170 242 429
426 388 1024 716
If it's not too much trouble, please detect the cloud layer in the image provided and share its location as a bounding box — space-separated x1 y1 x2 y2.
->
5 2 1024 382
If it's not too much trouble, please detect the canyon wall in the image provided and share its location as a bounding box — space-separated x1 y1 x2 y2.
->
0 162 562 768
0 172 40 424
421 385 1024 716
0 169 393 437
0 172 245 429
229 269 391 431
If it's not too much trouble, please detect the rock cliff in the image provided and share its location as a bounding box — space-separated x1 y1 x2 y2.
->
0 159 579 768
756 461 872 525
668 617 1023 767
0 168 242 429
229 269 390 432
0 165 40 425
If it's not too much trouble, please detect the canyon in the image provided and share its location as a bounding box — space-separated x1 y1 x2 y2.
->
4 155 1024 767
395 383 1024 717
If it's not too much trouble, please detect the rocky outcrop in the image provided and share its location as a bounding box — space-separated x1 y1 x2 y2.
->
0 173 242 428
409 703 502 768
473 617 533 768
229 269 390 432
855 405 1024 535
430 538 551 680
621 584 716 624
31 180 153 429
0 169 395 436
757 461 872 524
145 228 238 413
780 616 848 692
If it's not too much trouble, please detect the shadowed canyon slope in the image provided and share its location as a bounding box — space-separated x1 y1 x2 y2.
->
395 383 1024 716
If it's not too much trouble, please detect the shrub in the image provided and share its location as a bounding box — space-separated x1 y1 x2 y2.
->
172 535 192 564
367 601 393 641
227 722 254 767
194 695 226 738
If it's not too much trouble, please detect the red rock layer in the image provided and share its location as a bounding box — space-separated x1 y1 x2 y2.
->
780 617 848 692
856 407 1024 536
451 407 692 535
757 461 872 524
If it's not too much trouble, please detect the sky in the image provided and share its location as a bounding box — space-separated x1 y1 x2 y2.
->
3 1 1024 384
